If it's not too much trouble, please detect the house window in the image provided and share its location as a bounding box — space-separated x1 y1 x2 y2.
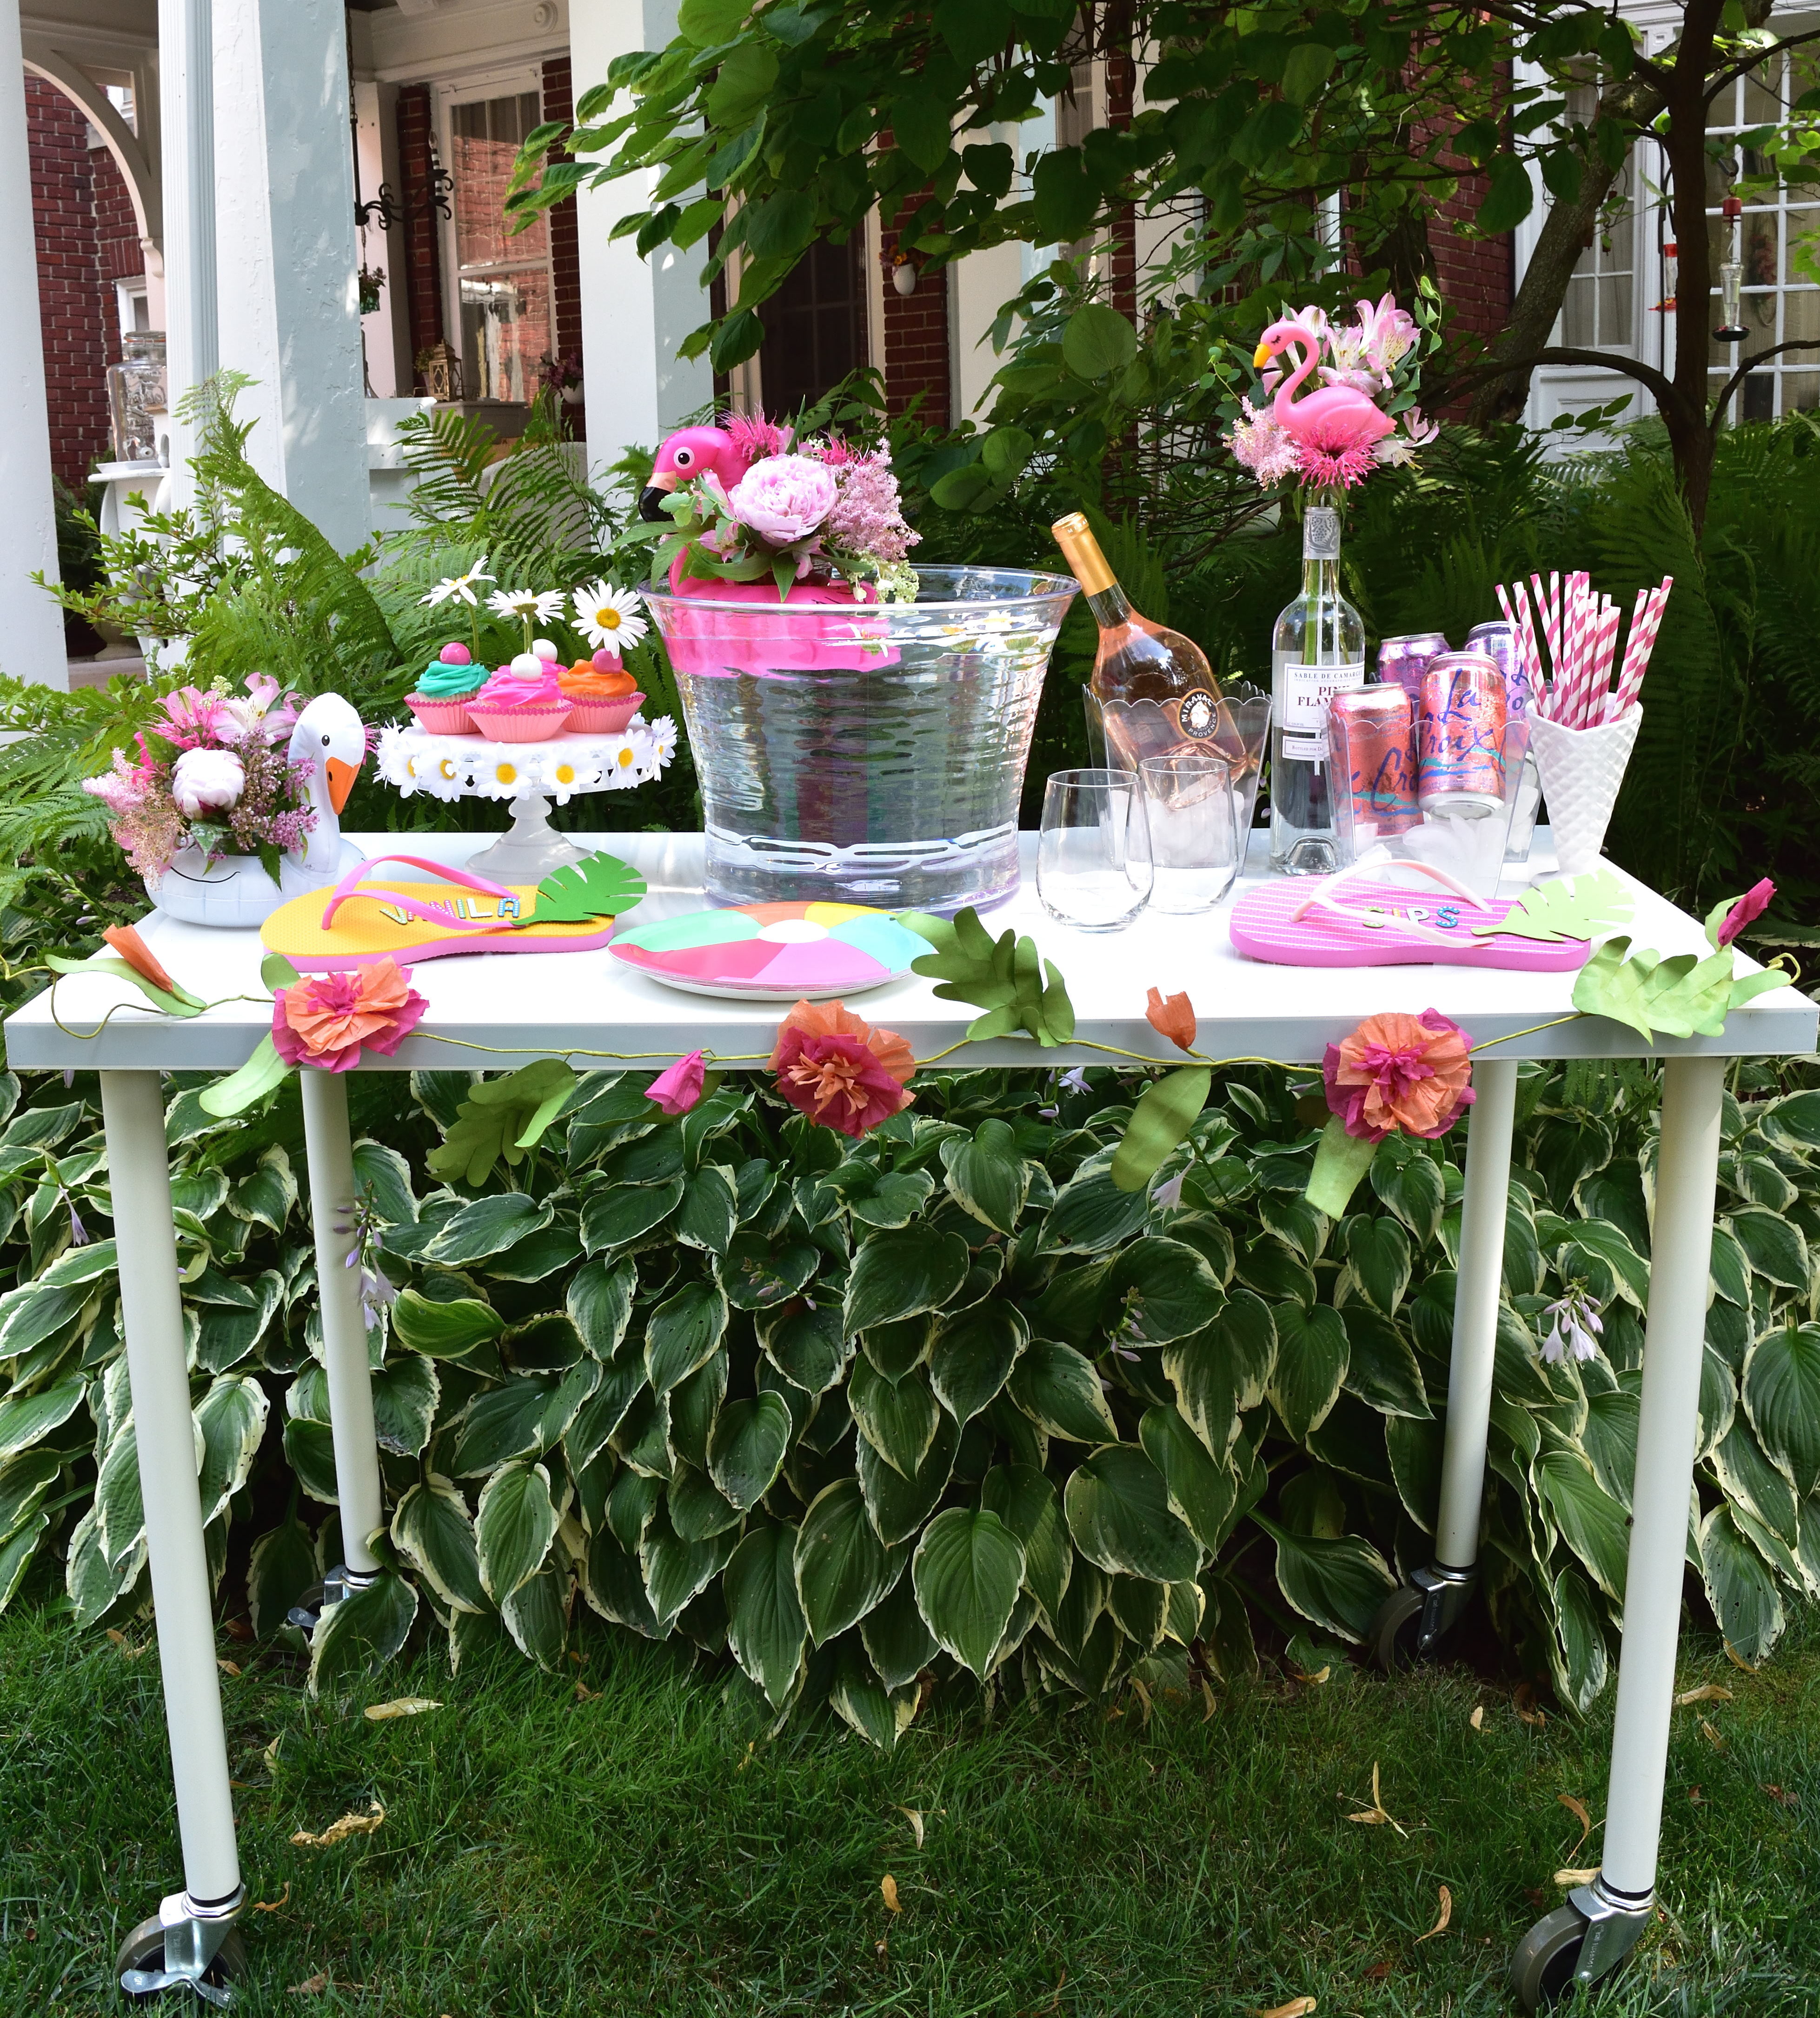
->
756 238 869 414
1556 87 1638 354
1707 41 1820 420
447 90 552 404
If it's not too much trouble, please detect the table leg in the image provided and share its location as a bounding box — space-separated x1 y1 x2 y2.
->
1509 1054 1725 2012
299 1069 384 1591
1368 1056 1518 1667
100 1072 246 1999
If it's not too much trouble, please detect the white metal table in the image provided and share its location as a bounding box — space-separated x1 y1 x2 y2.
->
9 829 1813 2008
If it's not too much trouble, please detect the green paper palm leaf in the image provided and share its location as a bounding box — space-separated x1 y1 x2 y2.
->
524 853 647 925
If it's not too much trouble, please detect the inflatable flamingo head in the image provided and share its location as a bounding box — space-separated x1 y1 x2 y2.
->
641 425 742 521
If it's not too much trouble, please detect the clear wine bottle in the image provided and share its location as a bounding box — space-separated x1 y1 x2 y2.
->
1269 501 1365 874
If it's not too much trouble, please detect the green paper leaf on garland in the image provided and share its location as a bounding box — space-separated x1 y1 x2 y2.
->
426 1058 578 1186
199 1035 292 1117
45 952 208 1020
261 952 302 992
1110 1067 1210 1194
1473 869 1633 943
1304 1114 1379 1217
900 907 1075 1048
524 852 647 926
1571 936 1742 1041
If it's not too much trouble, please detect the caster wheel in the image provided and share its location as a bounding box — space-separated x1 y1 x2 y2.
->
116 1916 245 2003
1509 1903 1588 2011
1368 1585 1426 1671
281 1582 327 1653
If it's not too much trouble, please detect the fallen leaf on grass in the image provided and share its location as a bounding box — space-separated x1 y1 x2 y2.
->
363 1697 441 1721
574 1681 600 1702
1687 1786 1703 1804
1557 1794 1594 1851
880 1875 901 1913
1763 1784 1798 1806
251 1885 290 1913
1554 1867 1599 1887
264 1735 284 1775
218 1660 241 1677
1722 1640 1760 1675
1415 1885 1453 1942
1289 1663 1331 1686
1129 1675 1154 1726
1676 1684 1734 1706
1699 1719 1727 1752
1345 1763 1408 1837
105 1629 146 1659
1201 1679 1219 1722
1255 1999 1317 2017
288 1975 330 1995
1514 1684 1547 1728
1363 1959 1394 1980
1468 1706 1485 1732
291 1802 384 1848
896 1807 925 1850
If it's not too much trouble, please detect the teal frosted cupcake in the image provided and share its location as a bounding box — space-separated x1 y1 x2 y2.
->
407 646 486 733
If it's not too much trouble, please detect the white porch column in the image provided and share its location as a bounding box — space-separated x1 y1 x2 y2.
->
570 0 712 481
158 0 219 495
0 5 70 689
214 0 371 551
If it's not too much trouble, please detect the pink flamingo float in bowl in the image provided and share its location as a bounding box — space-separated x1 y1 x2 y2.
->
1253 314 1394 484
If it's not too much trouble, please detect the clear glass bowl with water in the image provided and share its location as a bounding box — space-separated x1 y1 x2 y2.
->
645 566 1077 913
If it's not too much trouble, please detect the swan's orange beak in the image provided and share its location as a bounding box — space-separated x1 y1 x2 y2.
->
326 757 360 814
1252 338 1275 368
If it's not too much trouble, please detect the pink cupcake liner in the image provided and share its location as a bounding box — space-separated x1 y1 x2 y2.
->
467 702 574 743
561 691 644 734
406 694 477 735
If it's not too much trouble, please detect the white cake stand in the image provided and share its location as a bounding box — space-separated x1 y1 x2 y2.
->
373 715 678 880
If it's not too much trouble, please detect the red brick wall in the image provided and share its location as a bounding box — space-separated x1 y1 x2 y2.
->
397 84 445 383
27 75 112 490
1103 47 1139 322
876 136 951 423
542 54 585 438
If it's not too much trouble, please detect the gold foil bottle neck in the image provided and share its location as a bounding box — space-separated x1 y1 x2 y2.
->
1051 512 1117 596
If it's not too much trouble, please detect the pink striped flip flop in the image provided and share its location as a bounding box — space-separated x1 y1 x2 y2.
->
1229 861 1589 970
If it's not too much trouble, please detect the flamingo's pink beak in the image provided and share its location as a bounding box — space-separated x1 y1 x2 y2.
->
326 757 360 815
646 469 679 493
1253 338 1275 368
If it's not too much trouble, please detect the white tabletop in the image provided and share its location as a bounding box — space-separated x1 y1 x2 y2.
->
9 830 1813 1072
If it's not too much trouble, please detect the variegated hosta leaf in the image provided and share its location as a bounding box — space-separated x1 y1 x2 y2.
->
1007 1340 1117 1445
1137 1407 1237 1555
979 1464 1070 1626
940 1119 1030 1235
829 1635 919 1749
1063 1446 1199 1584
391 1477 487 1615
644 1280 728 1396
842 1228 970 1336
912 1506 1024 1679
1699 1504 1786 1666
567 1255 637 1359
247 1506 320 1637
475 1460 560 1604
308 1568 419 1695
66 1502 138 1628
195 1374 271 1527
857 1409 958 1547
794 1479 901 1646
928 1301 1026 1424
848 1359 939 1480
500 1562 571 1667
861 1572 938 1691
0 1374 86 1459
723 1520 806 1707
707 1393 793 1511
370 1355 440 1459
1252 1514 1397 1643
641 1503 735 1633
1741 1322 1820 1496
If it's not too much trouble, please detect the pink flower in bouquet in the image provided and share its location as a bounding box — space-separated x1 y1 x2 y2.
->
1324 1009 1475 1142
646 1049 706 1116
827 451 919 564
82 748 154 815
1225 398 1300 486
1716 876 1774 947
148 685 231 750
216 673 303 745
172 746 246 817
1374 407 1440 469
272 956 428 1073
728 454 839 546
1353 292 1418 374
769 999 916 1137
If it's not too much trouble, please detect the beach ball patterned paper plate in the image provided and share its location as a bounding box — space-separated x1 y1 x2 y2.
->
609 902 928 999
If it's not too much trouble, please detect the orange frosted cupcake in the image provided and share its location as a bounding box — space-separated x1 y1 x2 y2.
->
558 654 643 733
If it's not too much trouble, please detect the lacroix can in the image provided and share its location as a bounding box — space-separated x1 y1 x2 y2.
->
1332 687 1419 841
1464 619 1529 716
1419 651 1508 816
1375 631 1451 704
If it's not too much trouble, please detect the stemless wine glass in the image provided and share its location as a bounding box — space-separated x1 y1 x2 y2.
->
1138 753 1240 912
1037 769 1152 929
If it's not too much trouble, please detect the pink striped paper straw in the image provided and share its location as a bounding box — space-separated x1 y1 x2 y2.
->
1498 580 1548 717
1531 571 1562 684
1614 577 1672 716
1562 572 1592 727
1593 597 1622 722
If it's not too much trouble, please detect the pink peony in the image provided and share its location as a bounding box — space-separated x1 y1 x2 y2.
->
1324 1009 1475 1142
647 1049 706 1115
728 454 839 546
172 746 246 817
271 957 428 1073
1716 876 1774 948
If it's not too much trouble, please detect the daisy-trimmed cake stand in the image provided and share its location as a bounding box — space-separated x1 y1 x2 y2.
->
374 714 678 880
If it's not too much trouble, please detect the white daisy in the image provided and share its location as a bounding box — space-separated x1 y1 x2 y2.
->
423 555 493 607
607 735 641 782
573 580 650 651
647 715 678 766
487 587 565 626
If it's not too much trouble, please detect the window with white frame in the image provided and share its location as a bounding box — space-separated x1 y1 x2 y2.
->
445 87 553 405
1707 34 1820 420
1556 88 1641 355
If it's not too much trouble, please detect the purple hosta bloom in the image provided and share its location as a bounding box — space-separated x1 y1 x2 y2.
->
1037 1105 1059 1121
1056 1067 1091 1095
1151 1170 1185 1211
66 1197 88 1246
359 1267 398 1330
1540 1287 1603 1365
1225 398 1300 488
827 451 919 565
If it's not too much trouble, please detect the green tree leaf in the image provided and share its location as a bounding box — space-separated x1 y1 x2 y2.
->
1062 303 1139 379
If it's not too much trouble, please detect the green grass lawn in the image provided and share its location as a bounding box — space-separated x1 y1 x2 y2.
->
2 1605 1814 2016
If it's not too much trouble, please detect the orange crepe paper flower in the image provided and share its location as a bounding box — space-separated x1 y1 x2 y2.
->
1324 1009 1473 1142
102 924 179 997
1145 987 1197 1053
271 956 428 1073
768 998 916 1137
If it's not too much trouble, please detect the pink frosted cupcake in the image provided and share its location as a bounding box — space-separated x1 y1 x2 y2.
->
466 656 572 743
406 643 486 733
558 652 644 733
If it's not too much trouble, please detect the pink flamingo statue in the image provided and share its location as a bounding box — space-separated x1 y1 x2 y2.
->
638 413 794 522
1253 316 1393 484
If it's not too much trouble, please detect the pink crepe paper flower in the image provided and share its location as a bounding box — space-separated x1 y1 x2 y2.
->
1324 1009 1475 1142
647 1050 706 1115
271 957 428 1073
1716 877 1774 948
769 999 915 1138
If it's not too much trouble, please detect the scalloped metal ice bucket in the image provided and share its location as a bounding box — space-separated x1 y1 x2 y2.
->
645 566 1077 913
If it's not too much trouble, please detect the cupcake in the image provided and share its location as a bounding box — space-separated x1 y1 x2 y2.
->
466 654 572 743
406 643 486 733
558 651 644 733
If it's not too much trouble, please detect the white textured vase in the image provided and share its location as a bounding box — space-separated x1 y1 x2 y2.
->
1529 704 1643 876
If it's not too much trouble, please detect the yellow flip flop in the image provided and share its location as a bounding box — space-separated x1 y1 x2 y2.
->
261 853 638 969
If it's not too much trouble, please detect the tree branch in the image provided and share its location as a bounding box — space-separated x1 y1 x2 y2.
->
1710 336 1820 417
1703 25 1820 105
1447 345 1693 424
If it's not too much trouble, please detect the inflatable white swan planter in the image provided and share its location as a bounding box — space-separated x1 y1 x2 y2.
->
144 694 368 929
